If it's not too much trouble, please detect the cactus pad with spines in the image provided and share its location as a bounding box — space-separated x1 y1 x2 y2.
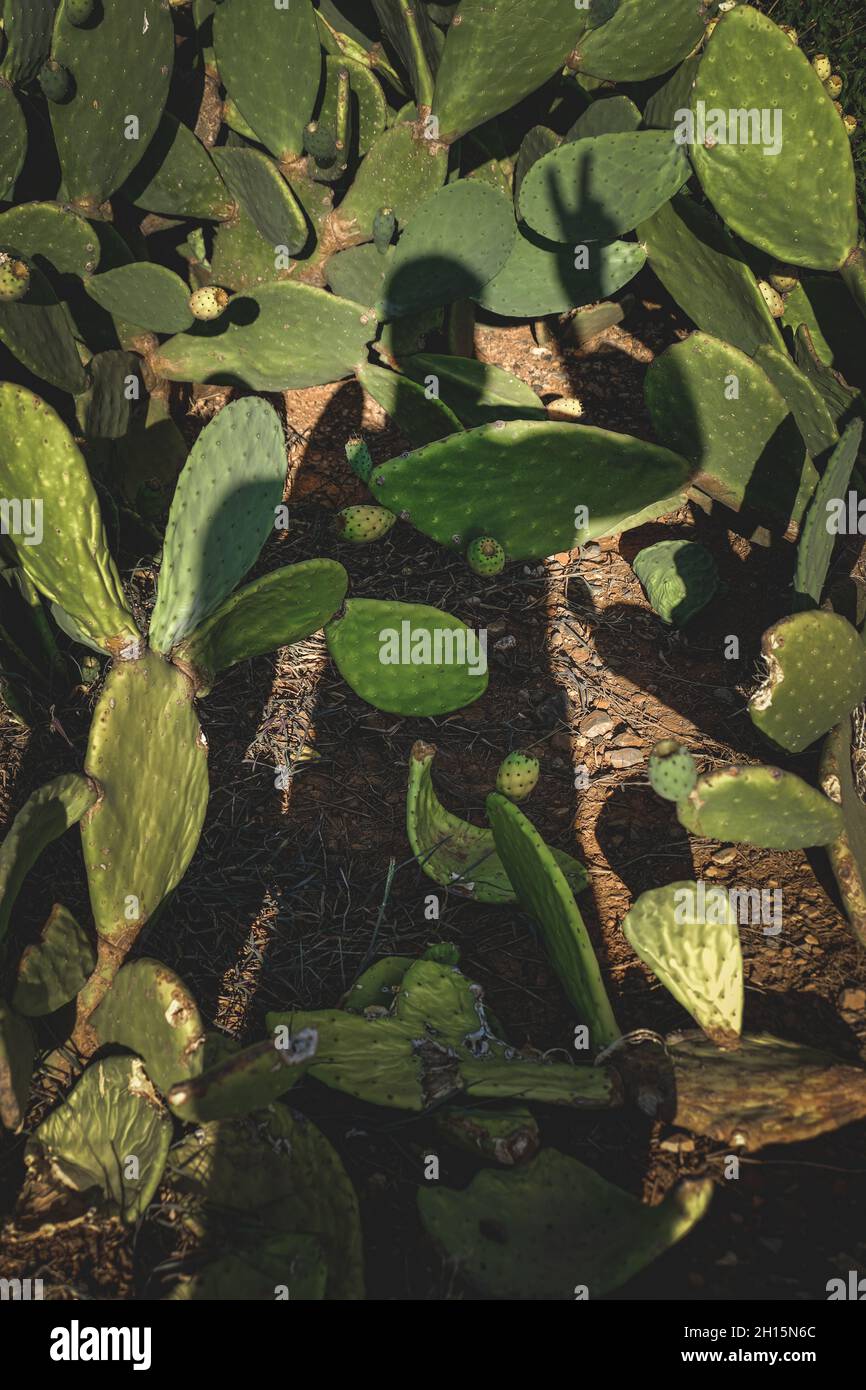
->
149 398 287 654
519 132 690 244
325 598 488 717
326 121 448 251
152 282 377 392
92 958 207 1098
27 1056 171 1222
50 0 174 211
213 0 321 165
623 882 743 1045
168 1031 318 1122
369 420 690 561
401 355 545 426
123 114 236 222
210 147 308 256
85 264 195 335
478 231 646 319
0 88 27 201
575 0 706 81
752 344 839 459
81 649 209 954
633 539 719 627
0 774 97 953
12 904 95 1017
794 420 864 609
171 559 349 694
407 742 587 904
356 362 461 446
820 713 866 948
0 0 56 84
419 1149 712 1300
677 765 844 850
486 793 619 1048
0 263 88 394
0 201 100 278
690 7 857 270
749 610 866 754
0 1002 35 1132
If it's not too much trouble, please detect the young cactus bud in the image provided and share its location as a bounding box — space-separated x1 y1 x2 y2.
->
768 264 798 295
39 60 72 102
778 24 798 44
373 207 397 255
188 285 230 321
811 54 831 82
466 537 506 576
345 435 373 485
304 121 338 169
757 279 785 318
336 505 396 543
825 74 843 98
0 252 30 303
843 113 858 136
648 740 697 803
67 0 97 23
495 751 540 803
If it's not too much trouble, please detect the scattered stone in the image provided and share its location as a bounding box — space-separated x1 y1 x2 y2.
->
840 988 866 1012
713 847 738 865
609 748 643 769
580 712 614 739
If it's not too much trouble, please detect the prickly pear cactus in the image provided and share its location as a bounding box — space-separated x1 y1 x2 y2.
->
648 741 697 803
633 539 720 627
749 611 866 754
467 537 506 576
495 751 540 802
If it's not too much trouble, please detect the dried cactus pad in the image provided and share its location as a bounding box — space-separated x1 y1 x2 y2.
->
677 764 844 850
749 610 866 754
690 7 857 270
633 539 719 626
623 881 743 1046
0 773 97 951
820 712 866 949
434 1104 540 1167
92 958 207 1098
27 1056 171 1222
418 1149 712 1300
12 904 95 1017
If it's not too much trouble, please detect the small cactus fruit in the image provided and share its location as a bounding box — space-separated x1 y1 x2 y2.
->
67 0 97 23
188 286 230 321
373 207 397 255
495 751 540 802
757 279 786 318
39 60 72 103
336 505 396 543
304 121 338 167
779 23 798 44
0 253 30 303
768 264 798 294
812 54 831 81
648 740 697 802
467 536 506 576
843 114 858 136
345 435 373 484
825 74 843 98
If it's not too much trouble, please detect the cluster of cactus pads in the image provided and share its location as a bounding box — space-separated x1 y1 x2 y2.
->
0 0 865 1302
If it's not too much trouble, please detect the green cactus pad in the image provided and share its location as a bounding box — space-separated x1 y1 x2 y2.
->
12 904 95 1017
459 1056 620 1108
487 793 619 1048
793 325 862 430
749 610 866 754
0 262 88 395
648 740 697 803
0 1002 34 1132
269 1009 426 1109
431 0 586 144
92 958 207 1098
434 1104 540 1166
0 772 96 952
28 1055 171 1222
643 54 701 130
211 147 308 257
319 53 387 161
81 650 209 947
210 203 295 294
123 114 236 222
377 181 515 319
752 344 839 459
152 282 376 392
85 264 194 335
326 243 392 306
513 125 560 207
0 87 27 201
369 420 689 561
342 956 414 1014
149 398 287 654
328 121 448 251
690 8 857 270
638 196 784 358
168 1029 318 1122
566 95 642 140
169 1103 364 1298
172 559 349 694
401 354 545 426
644 333 817 528
633 539 719 627
668 1031 866 1150
326 598 488 716
168 1234 328 1302
519 132 690 244
575 0 706 81
77 349 146 442
0 201 100 278
820 713 866 948
677 764 844 850
357 361 461 446
623 881 743 1045
213 0 321 163
782 283 834 365
0 397 136 644
0 0 56 83
477 230 646 319
794 420 863 609
407 741 587 903
50 0 174 210
419 1149 712 1300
